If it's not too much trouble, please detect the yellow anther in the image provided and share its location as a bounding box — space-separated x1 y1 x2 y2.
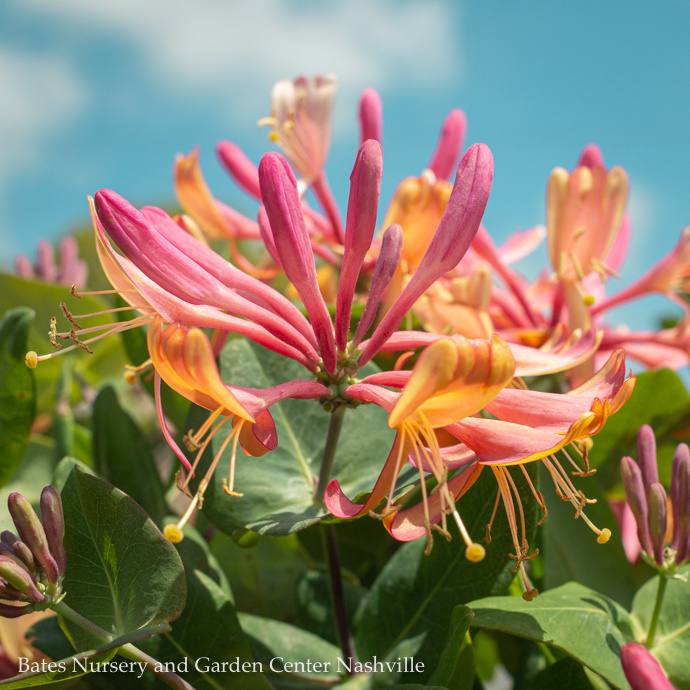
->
25 351 38 369
583 294 596 306
465 543 486 563
163 525 184 544
123 370 138 385
597 528 611 544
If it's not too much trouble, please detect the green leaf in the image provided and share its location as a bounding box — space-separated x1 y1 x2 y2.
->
0 274 128 409
631 565 690 689
189 338 398 536
540 460 636 607
52 456 97 493
427 605 475 688
470 581 640 689
353 463 538 686
139 539 271 690
531 657 596 690
0 307 37 487
588 369 690 490
60 468 186 649
92 386 167 525
240 612 341 686
211 531 312 619
0 436 56 534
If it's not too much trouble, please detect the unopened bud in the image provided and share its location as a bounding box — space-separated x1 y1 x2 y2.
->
0 531 17 547
0 582 25 601
636 425 658 496
648 484 667 566
40 486 66 577
0 556 46 604
7 493 59 585
675 456 690 564
620 457 653 555
671 444 689 550
620 642 674 690
0 603 31 619
12 541 35 573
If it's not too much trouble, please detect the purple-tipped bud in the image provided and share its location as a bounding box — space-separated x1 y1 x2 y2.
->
0 556 46 605
675 455 690 564
671 443 689 549
36 241 58 283
12 542 35 573
648 483 668 566
426 109 467 181
636 425 659 496
0 532 17 547
353 223 403 347
620 643 674 690
41 487 67 578
0 602 31 619
335 139 383 350
7 493 59 585
620 457 653 555
358 88 383 145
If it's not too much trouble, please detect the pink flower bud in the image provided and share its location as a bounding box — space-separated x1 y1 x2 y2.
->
620 457 653 555
0 556 45 605
648 483 667 566
637 425 659 496
7 493 59 585
41 487 66 578
620 643 674 690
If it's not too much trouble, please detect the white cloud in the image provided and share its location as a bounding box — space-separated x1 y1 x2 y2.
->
15 0 463 128
0 49 87 256
0 49 87 183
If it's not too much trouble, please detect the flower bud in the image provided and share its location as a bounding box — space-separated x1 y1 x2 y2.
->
675 455 690 564
648 484 667 566
12 541 35 573
0 531 17 547
0 582 25 601
40 486 67 578
671 443 689 550
620 456 653 555
7 493 59 585
0 556 46 605
0 603 31 619
620 642 674 690
636 425 658 496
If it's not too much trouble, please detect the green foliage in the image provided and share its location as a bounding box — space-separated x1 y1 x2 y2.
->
92 386 167 526
0 308 36 488
59 469 186 648
470 582 638 689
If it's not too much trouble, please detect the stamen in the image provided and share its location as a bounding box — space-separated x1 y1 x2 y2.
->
163 477 209 543
60 303 82 330
69 329 93 354
485 488 501 543
519 465 548 526
49 317 63 350
70 285 139 298
184 408 225 451
221 420 245 497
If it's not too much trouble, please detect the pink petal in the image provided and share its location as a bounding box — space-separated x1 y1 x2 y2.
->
216 140 262 200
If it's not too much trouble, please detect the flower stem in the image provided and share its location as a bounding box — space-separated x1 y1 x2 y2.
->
323 523 357 667
52 602 195 690
314 405 347 503
645 572 669 647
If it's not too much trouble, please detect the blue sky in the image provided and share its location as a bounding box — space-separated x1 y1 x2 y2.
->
2 0 689 332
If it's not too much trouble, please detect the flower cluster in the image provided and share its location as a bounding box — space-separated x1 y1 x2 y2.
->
0 489 66 618
26 74 644 600
620 425 690 571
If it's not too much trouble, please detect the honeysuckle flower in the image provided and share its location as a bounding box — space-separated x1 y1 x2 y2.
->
620 425 690 569
326 339 634 599
146 316 328 542
620 643 675 690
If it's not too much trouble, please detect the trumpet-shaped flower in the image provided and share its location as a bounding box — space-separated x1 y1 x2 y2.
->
326 337 635 599
147 316 328 542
